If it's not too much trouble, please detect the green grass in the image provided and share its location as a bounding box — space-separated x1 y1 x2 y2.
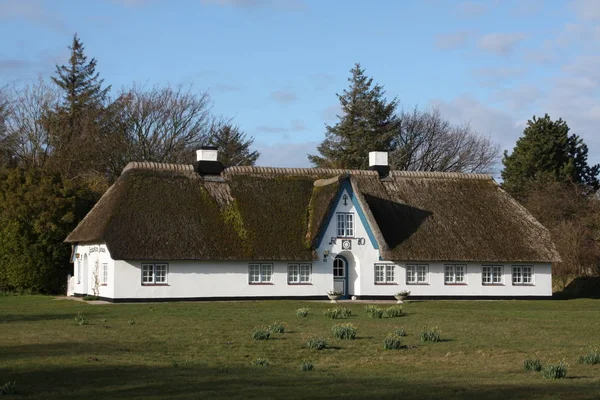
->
2 297 600 399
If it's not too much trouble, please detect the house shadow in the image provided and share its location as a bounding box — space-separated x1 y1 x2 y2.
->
554 276 600 299
362 194 432 248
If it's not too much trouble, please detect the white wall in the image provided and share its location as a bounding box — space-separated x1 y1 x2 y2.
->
113 260 328 300
72 243 115 298
357 262 552 297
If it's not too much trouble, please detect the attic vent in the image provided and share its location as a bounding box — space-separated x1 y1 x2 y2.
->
194 146 224 176
368 151 390 178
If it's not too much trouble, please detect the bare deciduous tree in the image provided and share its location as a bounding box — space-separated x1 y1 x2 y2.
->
390 107 499 173
0 79 59 168
118 84 217 165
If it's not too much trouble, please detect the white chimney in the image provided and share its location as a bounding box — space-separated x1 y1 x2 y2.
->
369 151 388 167
196 146 218 162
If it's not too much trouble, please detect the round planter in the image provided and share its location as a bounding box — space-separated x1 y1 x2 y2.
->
327 294 342 303
394 295 407 304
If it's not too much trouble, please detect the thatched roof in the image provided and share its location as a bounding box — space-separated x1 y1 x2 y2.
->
66 163 560 262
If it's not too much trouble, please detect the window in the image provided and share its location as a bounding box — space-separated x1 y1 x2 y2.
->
406 264 428 284
288 264 312 284
77 261 81 284
142 263 169 285
336 212 354 237
482 265 503 285
445 264 466 284
333 258 345 277
375 264 396 284
512 265 533 285
249 264 273 284
101 263 108 285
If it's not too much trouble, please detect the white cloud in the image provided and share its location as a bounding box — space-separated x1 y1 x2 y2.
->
0 0 66 32
256 119 306 133
434 31 470 50
478 32 527 56
269 89 298 103
255 141 318 167
570 0 600 20
457 1 492 17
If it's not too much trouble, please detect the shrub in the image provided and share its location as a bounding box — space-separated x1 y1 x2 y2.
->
420 327 441 342
383 335 402 350
542 360 568 379
0 381 16 395
83 295 100 301
383 305 404 318
393 327 407 337
364 305 384 318
296 307 310 318
300 360 314 371
578 348 600 365
332 323 357 340
523 357 542 371
252 327 271 340
268 322 285 333
74 312 88 326
307 337 328 350
252 357 270 367
128 319 136 325
323 307 352 319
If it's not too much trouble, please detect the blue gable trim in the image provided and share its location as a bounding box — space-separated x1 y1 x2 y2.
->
315 179 379 249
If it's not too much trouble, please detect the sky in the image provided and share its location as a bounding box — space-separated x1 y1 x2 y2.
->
1 0 599 172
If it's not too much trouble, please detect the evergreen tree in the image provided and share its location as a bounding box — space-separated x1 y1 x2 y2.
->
207 124 260 166
45 33 111 179
51 33 110 117
502 114 600 196
309 63 399 169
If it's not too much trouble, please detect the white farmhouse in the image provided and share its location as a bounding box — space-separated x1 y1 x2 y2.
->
65 148 560 302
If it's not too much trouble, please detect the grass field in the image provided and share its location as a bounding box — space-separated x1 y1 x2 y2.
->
2 296 600 399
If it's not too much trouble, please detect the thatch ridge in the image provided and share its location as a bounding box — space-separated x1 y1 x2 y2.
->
123 161 194 173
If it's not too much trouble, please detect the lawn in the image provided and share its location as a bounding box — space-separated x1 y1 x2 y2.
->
1 296 600 399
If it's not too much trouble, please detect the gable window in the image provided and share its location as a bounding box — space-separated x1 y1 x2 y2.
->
288 263 312 284
512 265 534 285
482 265 503 285
142 263 169 285
101 263 108 285
375 264 396 284
445 264 466 284
406 264 428 284
336 212 354 237
249 264 273 284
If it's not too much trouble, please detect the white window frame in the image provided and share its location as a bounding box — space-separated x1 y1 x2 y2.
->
101 263 108 285
444 264 467 284
406 264 428 284
249 263 273 284
288 263 312 284
336 212 354 237
482 265 504 285
512 265 534 285
141 263 169 285
374 264 396 284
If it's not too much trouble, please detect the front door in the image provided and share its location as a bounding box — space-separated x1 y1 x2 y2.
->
333 256 348 297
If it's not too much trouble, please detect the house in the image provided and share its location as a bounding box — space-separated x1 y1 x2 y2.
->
65 148 560 302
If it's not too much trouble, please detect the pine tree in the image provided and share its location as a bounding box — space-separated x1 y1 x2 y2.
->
207 124 260 166
45 33 111 179
309 63 399 169
502 114 599 196
51 33 110 116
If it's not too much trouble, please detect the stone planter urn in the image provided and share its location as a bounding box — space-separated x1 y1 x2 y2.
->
394 292 410 304
327 293 342 303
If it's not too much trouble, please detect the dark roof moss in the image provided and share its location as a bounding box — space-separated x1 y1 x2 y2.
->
66 163 560 263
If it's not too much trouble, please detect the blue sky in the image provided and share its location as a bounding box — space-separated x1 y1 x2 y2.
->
1 0 599 171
